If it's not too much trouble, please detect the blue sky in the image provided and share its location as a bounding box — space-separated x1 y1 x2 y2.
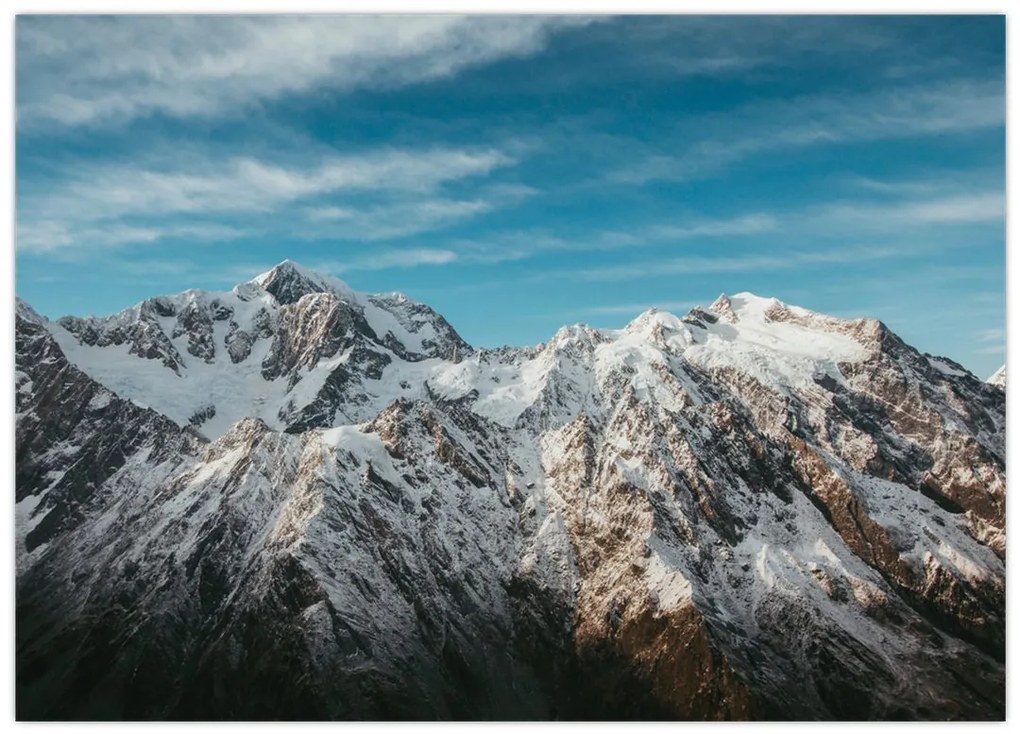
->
15 15 1005 377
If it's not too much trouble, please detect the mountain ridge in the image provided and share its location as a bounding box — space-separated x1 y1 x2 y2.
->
14 260 1006 720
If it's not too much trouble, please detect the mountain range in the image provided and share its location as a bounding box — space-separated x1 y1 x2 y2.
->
15 260 1006 720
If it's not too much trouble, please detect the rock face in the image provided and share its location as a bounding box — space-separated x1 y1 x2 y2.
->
15 264 1006 721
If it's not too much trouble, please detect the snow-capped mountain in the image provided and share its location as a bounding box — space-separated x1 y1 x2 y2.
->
48 260 469 437
15 261 1006 720
987 365 1005 388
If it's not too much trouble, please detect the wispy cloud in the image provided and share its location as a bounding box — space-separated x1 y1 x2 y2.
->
16 220 246 254
45 148 510 216
17 16 591 128
296 185 535 243
881 193 1004 224
539 190 1003 282
559 244 903 283
17 146 517 253
436 184 1000 278
801 191 1004 231
521 16 904 89
299 199 495 243
444 213 779 265
611 79 1004 185
843 176 945 196
616 214 780 243
976 327 1004 344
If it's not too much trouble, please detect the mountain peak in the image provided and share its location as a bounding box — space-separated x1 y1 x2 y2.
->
624 307 686 336
15 297 46 326
712 292 786 321
250 259 354 305
728 291 783 309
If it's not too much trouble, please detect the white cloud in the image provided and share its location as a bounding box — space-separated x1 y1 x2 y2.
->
808 192 1004 229
888 193 1005 224
17 220 246 255
844 176 943 196
976 328 1004 343
17 146 516 253
56 148 511 217
17 16 591 127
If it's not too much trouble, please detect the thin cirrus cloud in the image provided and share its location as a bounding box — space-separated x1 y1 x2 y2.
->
566 247 902 283
16 220 247 255
49 147 512 216
975 327 1005 355
532 188 1003 284
977 327 1004 343
444 213 779 265
439 184 1000 276
432 244 905 298
300 198 501 243
16 15 593 128
17 146 517 253
610 79 1004 185
802 192 1004 230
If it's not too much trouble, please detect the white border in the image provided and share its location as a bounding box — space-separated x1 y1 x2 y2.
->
1 3 1014 731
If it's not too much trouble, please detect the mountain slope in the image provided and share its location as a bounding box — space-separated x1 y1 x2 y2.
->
15 262 1006 720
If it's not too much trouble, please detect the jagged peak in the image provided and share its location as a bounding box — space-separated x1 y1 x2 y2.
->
987 365 1006 387
250 259 355 305
708 293 738 323
211 416 272 448
548 322 608 349
15 297 44 323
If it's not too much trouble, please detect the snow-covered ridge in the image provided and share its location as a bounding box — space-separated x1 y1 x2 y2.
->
28 260 980 439
42 260 469 437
